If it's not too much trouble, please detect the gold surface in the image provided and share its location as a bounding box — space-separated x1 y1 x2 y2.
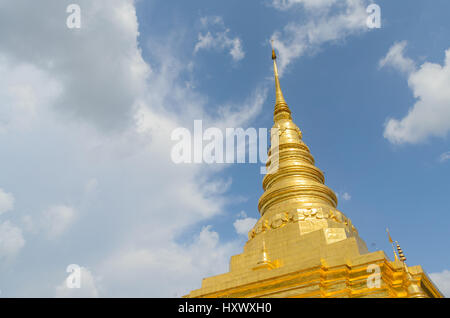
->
185 49 443 298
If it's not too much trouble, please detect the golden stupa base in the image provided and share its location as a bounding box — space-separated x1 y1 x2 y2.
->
186 228 442 298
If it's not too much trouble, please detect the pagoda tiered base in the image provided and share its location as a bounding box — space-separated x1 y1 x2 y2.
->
186 228 442 298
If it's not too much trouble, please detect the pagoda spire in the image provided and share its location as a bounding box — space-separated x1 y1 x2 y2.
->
271 41 291 122
258 43 338 217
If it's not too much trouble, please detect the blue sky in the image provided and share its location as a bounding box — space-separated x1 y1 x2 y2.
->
0 0 449 297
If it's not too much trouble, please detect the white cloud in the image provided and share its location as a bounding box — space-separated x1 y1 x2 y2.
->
271 0 370 76
233 211 257 236
42 205 76 239
21 204 77 238
55 267 100 298
0 1 266 296
430 270 450 297
0 188 14 215
439 151 450 163
0 58 61 133
0 0 149 132
0 189 25 263
194 16 245 61
381 44 450 144
379 41 416 75
99 226 239 297
0 221 25 262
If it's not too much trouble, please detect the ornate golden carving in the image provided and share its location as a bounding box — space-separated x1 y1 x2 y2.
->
248 207 358 240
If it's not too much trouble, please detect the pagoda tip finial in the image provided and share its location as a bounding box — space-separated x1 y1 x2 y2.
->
271 40 276 60
271 40 289 119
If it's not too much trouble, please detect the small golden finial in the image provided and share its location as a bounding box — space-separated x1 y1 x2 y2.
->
253 238 278 270
396 241 407 262
386 229 409 273
257 239 270 265
386 228 399 261
395 240 409 274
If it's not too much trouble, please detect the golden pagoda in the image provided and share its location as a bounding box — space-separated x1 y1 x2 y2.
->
186 47 443 298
